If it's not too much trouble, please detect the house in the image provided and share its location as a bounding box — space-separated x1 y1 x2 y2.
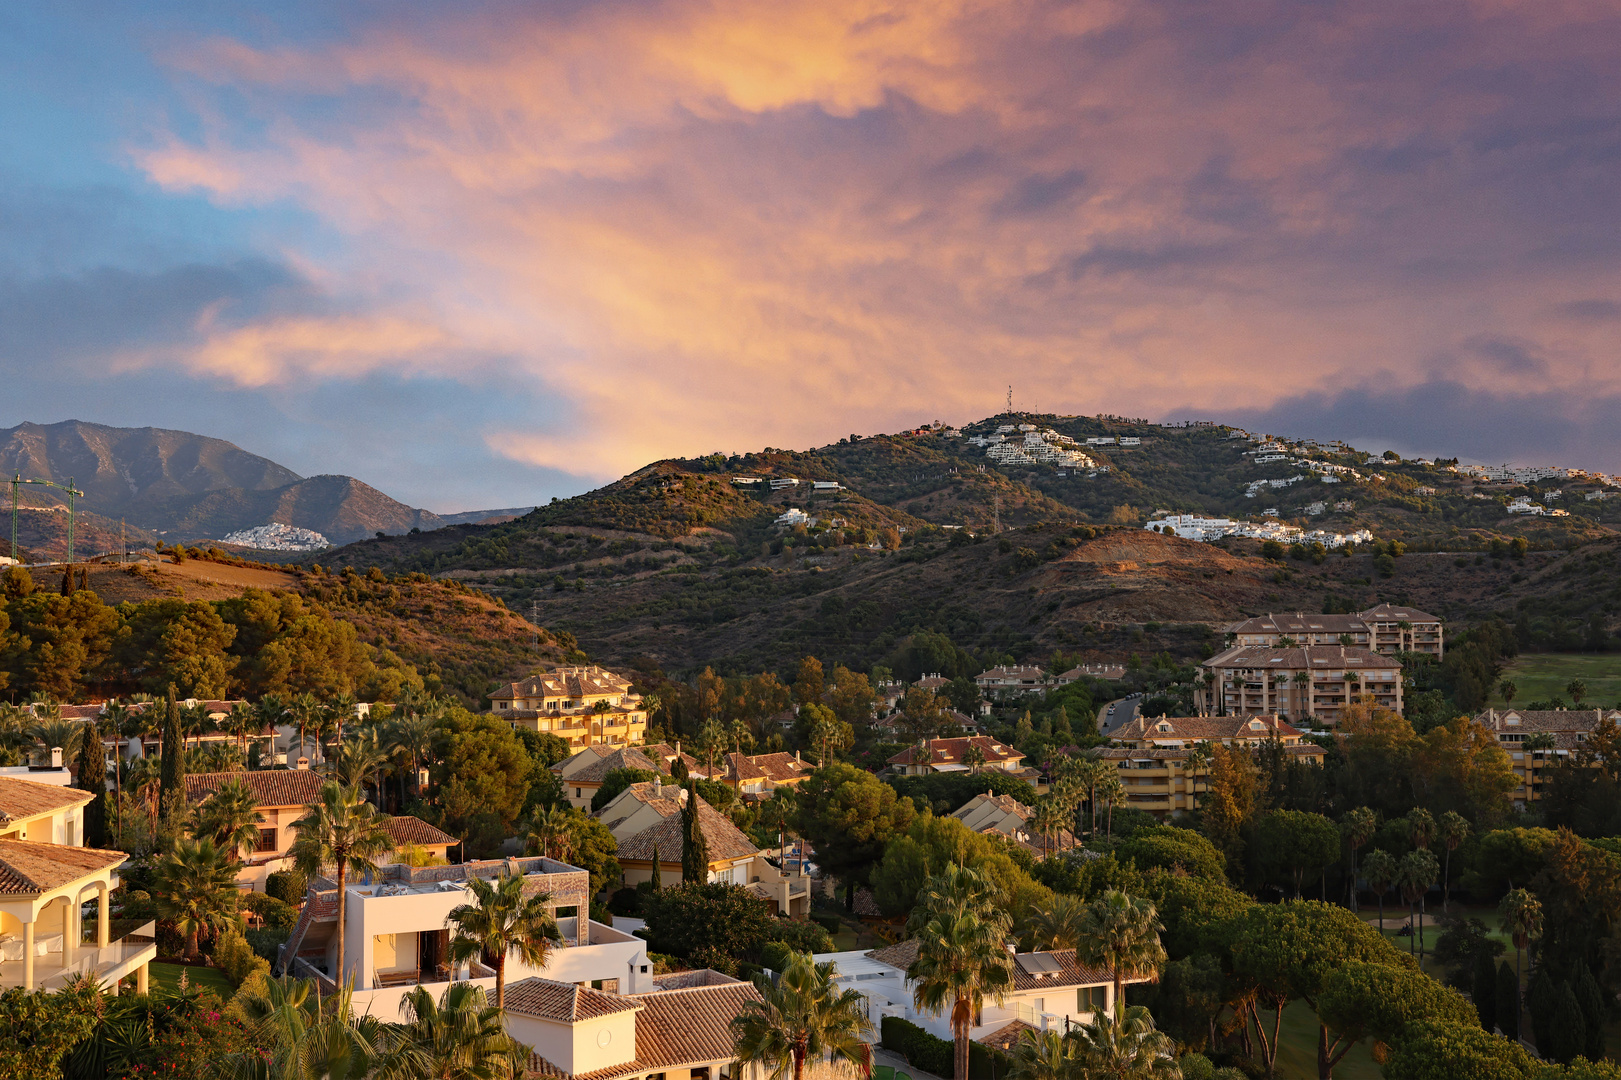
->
974 666 1052 695
1475 709 1621 809
811 481 843 492
488 666 648 749
950 791 1074 857
1100 715 1326 819
769 478 801 490
715 751 813 799
813 940 1145 1044
185 769 329 891
730 476 761 486
552 745 669 810
887 737 1033 779
506 974 761 1080
1055 664 1125 683
277 855 652 1019
379 816 459 864
775 508 811 527
0 774 156 993
1195 645 1403 724
1223 607 1443 658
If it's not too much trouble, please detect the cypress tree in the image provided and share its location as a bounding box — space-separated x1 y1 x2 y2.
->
75 719 108 847
159 685 184 800
1473 950 1498 1033
650 842 662 890
1551 981 1585 1065
680 781 708 884
1575 964 1607 1061
1528 968 1558 1054
1496 961 1520 1042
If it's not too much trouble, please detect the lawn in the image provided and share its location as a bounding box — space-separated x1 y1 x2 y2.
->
1269 999 1382 1080
1489 653 1621 709
147 961 235 998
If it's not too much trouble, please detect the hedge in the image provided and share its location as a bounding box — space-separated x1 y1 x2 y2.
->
880 1016 1009 1080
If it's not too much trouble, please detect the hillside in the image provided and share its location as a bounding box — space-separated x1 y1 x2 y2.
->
312 413 1621 677
0 420 445 548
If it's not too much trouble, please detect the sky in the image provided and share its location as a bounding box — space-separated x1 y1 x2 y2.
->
2 1 1620 512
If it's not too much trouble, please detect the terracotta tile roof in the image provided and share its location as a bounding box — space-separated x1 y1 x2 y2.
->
632 982 763 1070
725 751 811 786
1008 949 1117 991
1202 645 1401 671
382 816 458 848
1097 744 1324 761
185 769 328 808
651 969 742 990
616 796 759 865
1224 613 1369 636
956 791 1033 818
528 1056 648 1080
887 736 1024 767
0 775 93 826
978 1020 1038 1052
505 977 643 1022
1361 603 1441 623
491 665 636 702
1477 708 1621 734
563 747 664 786
1112 715 1305 743
865 939 919 969
0 840 127 895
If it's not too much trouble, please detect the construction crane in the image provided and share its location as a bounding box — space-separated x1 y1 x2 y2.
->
9 475 86 564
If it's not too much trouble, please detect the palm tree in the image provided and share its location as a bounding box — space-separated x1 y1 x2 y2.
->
444 870 559 1009
1362 849 1397 933
731 951 874 1080
196 776 266 860
523 805 576 862
1406 807 1436 851
1567 679 1588 706
729 718 756 755
330 728 388 802
386 707 437 802
288 692 322 762
1029 798 1062 861
383 980 526 1079
126 754 163 822
222 702 259 757
1499 680 1518 706
1004 1027 1078 1080
1524 732 1556 797
1438 810 1470 912
963 744 987 776
1025 893 1088 952
1071 1004 1180 1078
1074 890 1167 1024
1097 771 1128 838
152 837 241 958
1341 807 1378 912
907 864 1014 1080
1501 889 1543 1042
180 701 216 750
1182 743 1211 813
28 714 83 764
696 717 727 777
290 781 395 983
217 974 395 1079
1396 848 1440 958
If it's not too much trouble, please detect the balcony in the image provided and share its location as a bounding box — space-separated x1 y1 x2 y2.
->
0 921 156 992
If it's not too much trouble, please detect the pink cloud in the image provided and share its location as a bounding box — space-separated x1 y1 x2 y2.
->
132 0 1621 477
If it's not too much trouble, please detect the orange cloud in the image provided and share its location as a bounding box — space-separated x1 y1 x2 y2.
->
131 0 1621 477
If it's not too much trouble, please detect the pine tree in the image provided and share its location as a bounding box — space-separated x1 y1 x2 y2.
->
1551 981 1585 1066
680 781 708 884
1575 964 1607 1061
1528 968 1557 1054
159 685 184 800
1496 961 1520 1042
1473 950 1498 1033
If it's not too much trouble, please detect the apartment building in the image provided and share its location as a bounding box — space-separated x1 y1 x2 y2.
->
489 666 648 749
974 665 1052 695
950 790 1075 857
1224 604 1443 658
1100 715 1326 819
1475 708 1621 809
887 736 1034 779
0 775 156 993
1195 645 1403 724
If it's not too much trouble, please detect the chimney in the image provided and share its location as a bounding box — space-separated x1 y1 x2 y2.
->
50 747 63 769
795 749 801 762
674 741 681 756
653 775 662 798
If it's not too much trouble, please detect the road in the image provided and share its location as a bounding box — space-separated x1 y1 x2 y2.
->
1096 693 1141 736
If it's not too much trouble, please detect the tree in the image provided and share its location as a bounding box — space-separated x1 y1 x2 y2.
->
1495 960 1520 1041
1499 680 1518 706
1408 806 1436 851
730 952 874 1080
195 776 265 860
907 864 1014 1080
0 986 98 1078
1383 1019 1535 1080
1200 743 1256 873
289 780 394 983
387 981 526 1079
1472 950 1498 1033
1096 771 1128 838
217 974 392 1079
1075 890 1167 1025
1025 893 1089 952
897 687 948 740
792 762 915 909
641 882 775 962
444 870 559 1010
1254 810 1340 898
1115 826 1225 883
1397 848 1441 958
1341 807 1378 911
1070 1005 1180 1079
159 685 184 800
1567 679 1588 706
431 711 534 853
524 804 576 861
1029 798 1062 861
681 781 710 883
1317 960 1478 1078
1500 888 1542 1043
1575 964 1607 1062
1551 981 1587 1066
1004 1027 1078 1080
1438 810 1470 912
152 837 241 958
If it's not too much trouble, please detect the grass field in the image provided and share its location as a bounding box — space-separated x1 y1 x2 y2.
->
1489 653 1621 708
147 961 235 998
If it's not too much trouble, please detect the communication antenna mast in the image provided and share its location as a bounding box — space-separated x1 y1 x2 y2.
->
1006 385 1014 414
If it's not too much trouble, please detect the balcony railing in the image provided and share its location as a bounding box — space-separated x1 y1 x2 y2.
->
29 922 156 991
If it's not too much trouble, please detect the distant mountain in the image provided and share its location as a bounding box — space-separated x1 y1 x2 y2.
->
0 420 445 547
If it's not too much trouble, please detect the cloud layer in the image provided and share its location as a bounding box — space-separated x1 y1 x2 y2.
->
6 0 1621 503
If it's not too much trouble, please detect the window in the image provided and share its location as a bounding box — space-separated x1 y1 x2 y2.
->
259 828 278 852
1077 986 1107 1014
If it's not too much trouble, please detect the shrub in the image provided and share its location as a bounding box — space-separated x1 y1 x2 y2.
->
589 901 614 927
243 892 298 929
607 887 641 916
769 918 833 954
811 912 842 935
881 1017 1008 1080
1179 1054 1216 1080
265 870 307 907
245 927 291 963
688 945 738 976
214 931 272 989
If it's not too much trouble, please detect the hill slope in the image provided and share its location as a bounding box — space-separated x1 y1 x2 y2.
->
0 420 445 548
